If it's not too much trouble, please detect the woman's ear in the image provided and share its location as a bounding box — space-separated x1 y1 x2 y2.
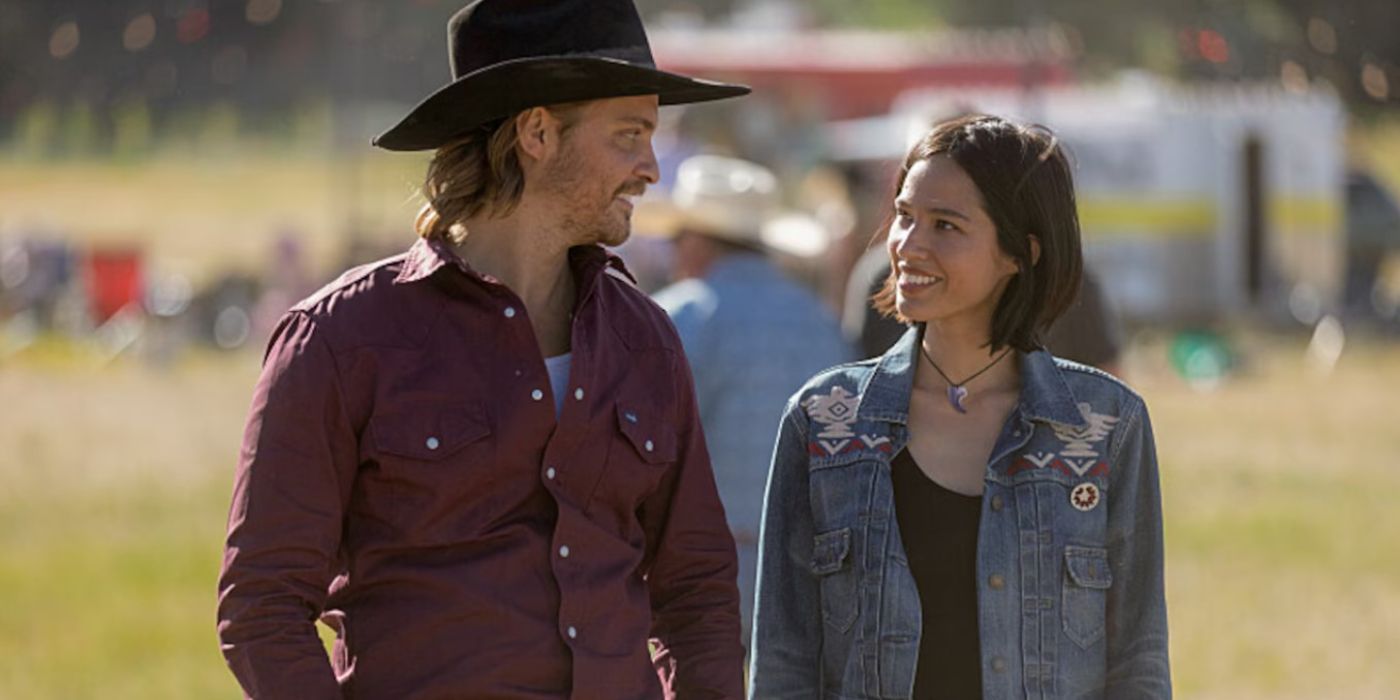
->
1027 234 1042 268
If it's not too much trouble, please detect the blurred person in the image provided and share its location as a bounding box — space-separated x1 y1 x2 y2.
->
750 115 1170 698
250 231 313 343
1041 269 1124 376
215 2 750 698
1344 169 1400 320
645 154 854 645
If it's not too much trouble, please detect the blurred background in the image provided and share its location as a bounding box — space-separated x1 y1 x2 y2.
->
2 0 1398 697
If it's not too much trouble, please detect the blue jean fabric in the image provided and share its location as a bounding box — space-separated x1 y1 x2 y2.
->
750 327 1170 699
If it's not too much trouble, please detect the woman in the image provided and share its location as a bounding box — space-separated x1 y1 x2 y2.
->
749 115 1170 699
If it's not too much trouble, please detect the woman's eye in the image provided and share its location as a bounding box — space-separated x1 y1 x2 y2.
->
895 210 914 225
935 219 959 232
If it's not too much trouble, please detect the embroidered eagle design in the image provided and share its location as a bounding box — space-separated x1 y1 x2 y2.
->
1051 402 1120 458
803 386 859 440
802 386 892 457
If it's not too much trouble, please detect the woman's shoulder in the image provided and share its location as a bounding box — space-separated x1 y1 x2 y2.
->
796 356 882 397
779 357 882 419
1048 354 1150 424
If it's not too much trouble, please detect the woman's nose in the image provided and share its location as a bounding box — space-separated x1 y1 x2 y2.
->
891 227 927 261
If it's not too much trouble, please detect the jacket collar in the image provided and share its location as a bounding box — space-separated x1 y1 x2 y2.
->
856 325 1088 429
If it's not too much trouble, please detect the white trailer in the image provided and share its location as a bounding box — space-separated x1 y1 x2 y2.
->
828 75 1347 323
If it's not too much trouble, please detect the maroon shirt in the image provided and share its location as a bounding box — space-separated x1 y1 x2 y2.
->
217 237 744 699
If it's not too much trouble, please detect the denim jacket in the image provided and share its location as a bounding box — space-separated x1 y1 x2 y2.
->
749 328 1170 699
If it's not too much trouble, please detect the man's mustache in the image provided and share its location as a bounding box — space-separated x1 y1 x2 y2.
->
615 181 648 198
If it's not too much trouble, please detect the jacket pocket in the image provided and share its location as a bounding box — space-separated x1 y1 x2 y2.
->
1062 545 1112 649
812 527 858 633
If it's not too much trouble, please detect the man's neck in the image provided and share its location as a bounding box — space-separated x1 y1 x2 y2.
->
454 209 579 356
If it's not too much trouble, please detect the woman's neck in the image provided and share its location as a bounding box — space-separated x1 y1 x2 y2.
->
917 320 1019 393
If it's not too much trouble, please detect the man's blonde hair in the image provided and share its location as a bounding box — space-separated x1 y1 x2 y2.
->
414 103 586 244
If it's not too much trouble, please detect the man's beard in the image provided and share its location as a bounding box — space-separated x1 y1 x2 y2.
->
541 146 643 248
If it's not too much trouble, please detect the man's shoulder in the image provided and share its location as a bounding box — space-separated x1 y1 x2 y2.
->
598 264 687 354
285 253 443 350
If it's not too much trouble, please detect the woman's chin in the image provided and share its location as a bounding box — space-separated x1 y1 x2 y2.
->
894 299 932 324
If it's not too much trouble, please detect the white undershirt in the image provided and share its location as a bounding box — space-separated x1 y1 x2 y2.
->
543 353 572 418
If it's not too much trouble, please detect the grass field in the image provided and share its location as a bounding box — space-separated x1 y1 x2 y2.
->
1 330 1397 698
3 124 1400 696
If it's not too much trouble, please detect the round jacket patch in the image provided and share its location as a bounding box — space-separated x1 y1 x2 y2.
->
1070 482 1100 512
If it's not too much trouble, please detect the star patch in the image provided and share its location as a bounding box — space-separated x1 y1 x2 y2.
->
1070 482 1100 512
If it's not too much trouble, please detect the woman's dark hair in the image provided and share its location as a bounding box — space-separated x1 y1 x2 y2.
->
871 113 1084 353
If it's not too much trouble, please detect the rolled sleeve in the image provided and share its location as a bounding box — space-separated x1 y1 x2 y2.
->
217 311 357 699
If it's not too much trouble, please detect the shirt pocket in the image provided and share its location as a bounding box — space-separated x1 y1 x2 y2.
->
592 400 678 510
1062 545 1112 649
369 403 495 541
812 527 858 633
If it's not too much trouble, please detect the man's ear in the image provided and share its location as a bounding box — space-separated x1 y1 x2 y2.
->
515 106 559 165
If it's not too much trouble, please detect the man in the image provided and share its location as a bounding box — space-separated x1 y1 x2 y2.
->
216 2 750 698
646 155 854 642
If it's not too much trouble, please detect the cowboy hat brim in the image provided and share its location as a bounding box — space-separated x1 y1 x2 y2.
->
372 56 749 151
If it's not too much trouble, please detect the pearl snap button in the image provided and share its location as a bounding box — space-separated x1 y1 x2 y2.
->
559 545 570 558
503 307 516 318
545 467 556 480
425 437 440 450
574 387 584 400
567 626 577 639
531 389 544 401
644 440 654 452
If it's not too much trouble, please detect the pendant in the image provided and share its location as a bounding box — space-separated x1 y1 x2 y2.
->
947 385 969 414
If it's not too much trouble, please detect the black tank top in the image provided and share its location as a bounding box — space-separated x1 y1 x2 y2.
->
891 448 984 699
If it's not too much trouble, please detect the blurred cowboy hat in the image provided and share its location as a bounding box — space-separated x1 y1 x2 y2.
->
634 155 832 259
372 0 750 151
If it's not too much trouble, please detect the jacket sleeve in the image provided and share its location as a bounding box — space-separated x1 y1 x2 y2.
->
216 311 356 699
643 347 745 699
1104 397 1172 698
747 397 822 699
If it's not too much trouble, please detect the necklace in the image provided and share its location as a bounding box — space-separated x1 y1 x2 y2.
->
919 344 1013 414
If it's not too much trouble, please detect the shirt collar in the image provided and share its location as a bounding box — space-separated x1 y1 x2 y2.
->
393 236 466 284
392 235 637 288
857 324 1087 429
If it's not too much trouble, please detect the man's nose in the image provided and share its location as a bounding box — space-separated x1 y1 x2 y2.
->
636 142 660 185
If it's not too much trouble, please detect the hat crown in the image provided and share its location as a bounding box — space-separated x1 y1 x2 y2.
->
674 155 780 215
449 0 655 79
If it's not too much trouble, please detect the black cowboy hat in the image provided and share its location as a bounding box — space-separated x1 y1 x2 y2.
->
372 0 750 151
